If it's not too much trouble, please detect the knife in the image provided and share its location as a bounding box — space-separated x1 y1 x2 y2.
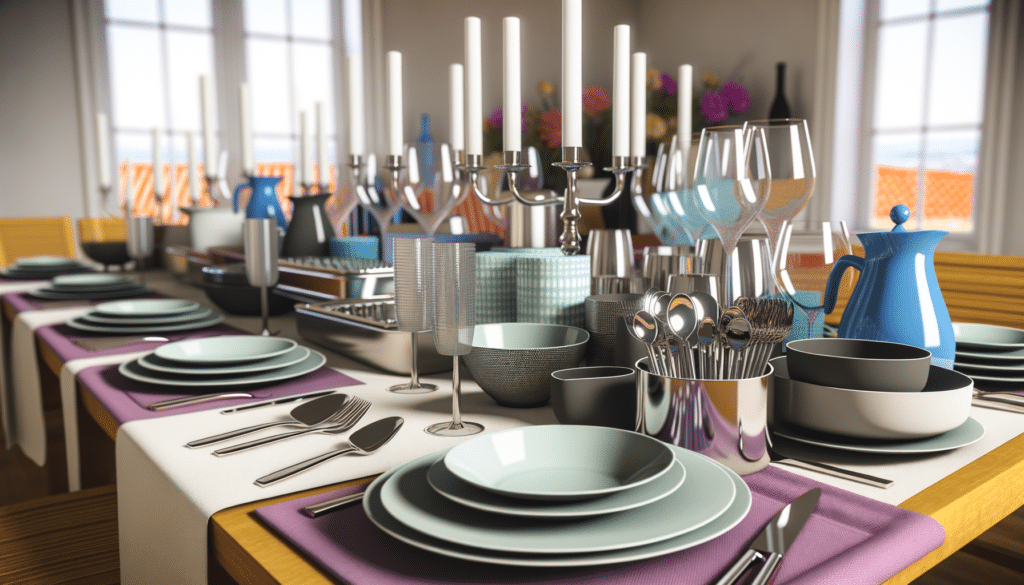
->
302 491 366 518
714 488 821 585
255 416 404 487
219 389 336 414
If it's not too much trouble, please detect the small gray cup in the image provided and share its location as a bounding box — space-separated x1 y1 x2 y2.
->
551 366 636 429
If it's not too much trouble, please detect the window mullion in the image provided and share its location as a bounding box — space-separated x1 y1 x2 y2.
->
914 12 938 229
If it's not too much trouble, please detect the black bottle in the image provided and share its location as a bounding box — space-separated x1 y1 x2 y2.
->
769 62 791 119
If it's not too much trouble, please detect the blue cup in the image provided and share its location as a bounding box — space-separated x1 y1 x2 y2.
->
329 236 380 260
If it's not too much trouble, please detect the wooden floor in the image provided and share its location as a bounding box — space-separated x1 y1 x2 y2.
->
2 438 1022 583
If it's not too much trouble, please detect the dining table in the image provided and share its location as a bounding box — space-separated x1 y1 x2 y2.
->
3 268 1023 584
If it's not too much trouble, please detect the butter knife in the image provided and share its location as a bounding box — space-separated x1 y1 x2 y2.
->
220 390 336 414
302 491 365 518
714 488 821 585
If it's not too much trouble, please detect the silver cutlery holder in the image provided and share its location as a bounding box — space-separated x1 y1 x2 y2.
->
635 358 771 476
126 216 155 259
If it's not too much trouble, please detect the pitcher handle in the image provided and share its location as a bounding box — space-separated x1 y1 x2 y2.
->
233 182 250 214
823 255 864 315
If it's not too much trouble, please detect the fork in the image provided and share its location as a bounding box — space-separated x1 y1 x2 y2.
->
212 397 372 456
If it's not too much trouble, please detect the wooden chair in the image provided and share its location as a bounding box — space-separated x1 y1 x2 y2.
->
78 217 127 244
0 217 76 269
0 485 119 584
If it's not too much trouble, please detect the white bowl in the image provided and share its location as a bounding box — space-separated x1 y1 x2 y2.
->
770 357 972 440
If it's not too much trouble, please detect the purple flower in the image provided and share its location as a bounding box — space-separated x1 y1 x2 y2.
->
701 92 728 123
489 107 503 129
658 73 677 99
721 81 749 113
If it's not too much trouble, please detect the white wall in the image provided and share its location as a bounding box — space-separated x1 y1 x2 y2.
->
379 0 640 148
0 0 87 219
636 0 820 124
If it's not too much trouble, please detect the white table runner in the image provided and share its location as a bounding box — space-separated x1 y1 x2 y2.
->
117 367 557 585
0 281 50 446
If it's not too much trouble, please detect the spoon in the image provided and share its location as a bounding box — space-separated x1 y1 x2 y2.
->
723 316 752 378
185 393 350 448
633 310 667 376
696 316 719 379
667 294 698 377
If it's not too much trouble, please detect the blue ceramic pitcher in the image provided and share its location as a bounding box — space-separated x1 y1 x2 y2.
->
823 205 954 368
233 176 288 232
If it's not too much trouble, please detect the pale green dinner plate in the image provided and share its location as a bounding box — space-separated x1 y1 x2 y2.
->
954 369 1024 384
30 286 150 300
364 445 749 567
380 446 734 555
66 312 224 334
954 322 1024 350
16 256 78 268
955 347 1024 363
444 425 676 502
136 346 310 376
427 454 686 518
954 359 1024 373
94 299 200 317
51 273 132 287
154 335 297 364
118 349 325 388
79 307 215 326
774 416 985 454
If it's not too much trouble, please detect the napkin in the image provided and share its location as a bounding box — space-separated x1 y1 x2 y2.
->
253 466 945 585
0 284 53 447
2 305 94 457
115 369 557 585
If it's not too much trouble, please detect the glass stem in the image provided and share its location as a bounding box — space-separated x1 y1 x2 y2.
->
723 250 734 306
409 332 420 386
451 355 463 427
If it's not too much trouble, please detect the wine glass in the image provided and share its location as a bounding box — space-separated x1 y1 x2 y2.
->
354 153 398 261
774 220 852 341
398 144 470 236
692 125 771 305
743 118 816 266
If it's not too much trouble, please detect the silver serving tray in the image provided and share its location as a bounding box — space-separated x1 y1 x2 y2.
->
295 298 450 376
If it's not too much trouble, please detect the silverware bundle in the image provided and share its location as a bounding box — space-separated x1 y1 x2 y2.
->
624 288 793 380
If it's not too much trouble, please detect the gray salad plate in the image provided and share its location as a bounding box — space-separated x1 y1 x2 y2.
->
77 307 216 326
118 349 326 388
66 312 224 334
94 299 200 317
136 346 311 376
774 417 985 454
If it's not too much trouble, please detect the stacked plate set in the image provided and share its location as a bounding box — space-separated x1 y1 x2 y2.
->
362 425 752 567
66 299 224 335
119 335 326 388
771 338 985 455
31 273 149 301
1 256 93 280
953 323 1024 389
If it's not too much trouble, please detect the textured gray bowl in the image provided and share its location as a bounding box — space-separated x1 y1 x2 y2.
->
463 323 589 407
786 338 932 392
550 366 636 429
771 357 972 439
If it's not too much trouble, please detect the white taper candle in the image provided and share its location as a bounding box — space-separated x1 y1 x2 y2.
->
315 102 327 186
449 63 464 152
386 51 404 157
299 111 311 186
612 25 630 158
152 128 164 198
631 52 646 158
95 112 112 189
464 17 483 156
503 17 521 153
562 0 582 148
238 83 254 177
677 64 693 182
346 54 365 157
187 132 200 205
199 75 217 175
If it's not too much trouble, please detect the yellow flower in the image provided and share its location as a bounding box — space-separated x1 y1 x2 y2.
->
646 68 662 91
646 113 668 140
702 71 721 89
537 80 555 98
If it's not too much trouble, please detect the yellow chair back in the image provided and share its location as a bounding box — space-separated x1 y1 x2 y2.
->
0 216 76 269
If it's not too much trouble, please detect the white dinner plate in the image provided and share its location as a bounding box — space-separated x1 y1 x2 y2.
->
954 369 1024 384
443 426 676 502
66 312 224 334
380 447 734 555
773 417 985 454
154 335 297 364
427 454 686 518
77 307 215 326
955 346 1024 363
954 360 1024 374
118 349 325 388
30 286 150 300
135 346 310 376
94 299 200 317
954 322 1024 350
364 445 750 567
51 273 132 288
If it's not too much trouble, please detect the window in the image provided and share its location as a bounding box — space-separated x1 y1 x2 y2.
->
865 0 990 232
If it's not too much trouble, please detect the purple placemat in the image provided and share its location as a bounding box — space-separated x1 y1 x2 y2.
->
254 466 945 585
36 322 244 363
2 290 164 313
78 364 364 424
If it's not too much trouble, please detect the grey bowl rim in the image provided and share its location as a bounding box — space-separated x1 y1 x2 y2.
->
786 338 932 363
551 365 636 382
770 356 973 396
469 323 590 351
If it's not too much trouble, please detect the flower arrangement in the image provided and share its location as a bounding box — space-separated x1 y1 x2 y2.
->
645 68 751 146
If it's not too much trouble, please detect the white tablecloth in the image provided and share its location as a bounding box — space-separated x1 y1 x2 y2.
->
0 280 49 447
117 366 558 585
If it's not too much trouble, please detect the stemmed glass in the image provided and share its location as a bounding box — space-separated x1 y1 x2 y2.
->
692 125 771 305
743 119 816 266
774 220 852 340
353 153 398 260
426 242 483 436
398 144 470 236
390 237 438 394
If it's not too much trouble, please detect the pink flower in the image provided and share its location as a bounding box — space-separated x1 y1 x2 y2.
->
722 81 749 112
582 86 611 117
539 109 562 148
658 73 677 99
701 92 728 123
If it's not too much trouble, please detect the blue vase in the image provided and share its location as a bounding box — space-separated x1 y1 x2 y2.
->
233 176 288 232
823 205 955 368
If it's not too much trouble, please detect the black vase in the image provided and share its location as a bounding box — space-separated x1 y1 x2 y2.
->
281 192 336 257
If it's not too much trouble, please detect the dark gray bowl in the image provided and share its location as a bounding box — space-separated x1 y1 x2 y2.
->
786 338 932 392
81 242 131 267
550 366 636 429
